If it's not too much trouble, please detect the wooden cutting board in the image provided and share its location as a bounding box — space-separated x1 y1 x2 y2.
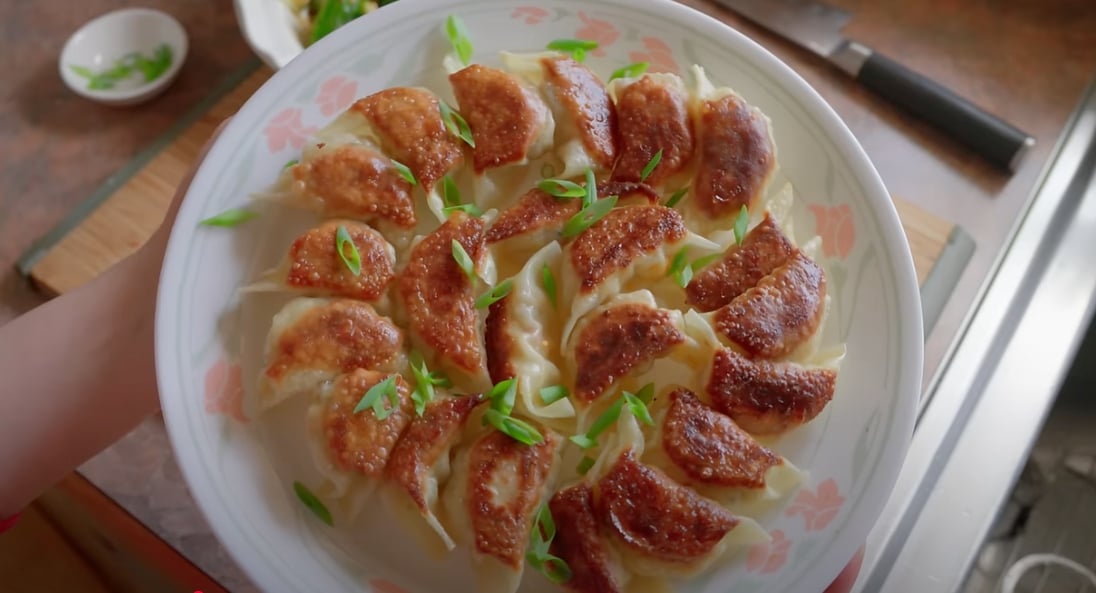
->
20 68 956 297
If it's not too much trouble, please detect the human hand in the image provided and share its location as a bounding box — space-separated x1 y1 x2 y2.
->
823 547 864 593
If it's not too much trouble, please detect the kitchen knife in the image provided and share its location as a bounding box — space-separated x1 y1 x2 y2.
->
712 0 1035 172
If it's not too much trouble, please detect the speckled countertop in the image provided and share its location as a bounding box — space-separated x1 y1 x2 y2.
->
3 0 1096 592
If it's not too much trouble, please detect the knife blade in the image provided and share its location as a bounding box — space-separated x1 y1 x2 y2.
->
713 0 1035 172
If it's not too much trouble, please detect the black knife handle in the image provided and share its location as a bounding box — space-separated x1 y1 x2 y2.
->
856 51 1034 171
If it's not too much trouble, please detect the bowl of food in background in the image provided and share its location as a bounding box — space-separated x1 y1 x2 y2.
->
235 0 400 70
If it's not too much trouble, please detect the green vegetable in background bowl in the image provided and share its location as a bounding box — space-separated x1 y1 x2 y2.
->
69 43 174 90
287 0 400 46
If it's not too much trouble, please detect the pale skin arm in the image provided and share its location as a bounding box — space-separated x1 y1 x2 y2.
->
0 124 219 519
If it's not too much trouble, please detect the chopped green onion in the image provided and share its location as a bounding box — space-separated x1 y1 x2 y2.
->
353 374 401 419
623 391 654 426
635 383 655 404
310 0 363 44
665 186 689 208
734 204 750 246
451 239 477 283
200 208 258 227
547 39 599 62
488 378 518 416
526 504 573 584
541 265 558 309
293 481 333 526
391 159 417 185
640 149 662 183
439 101 475 147
475 279 513 309
576 456 596 475
569 398 624 449
691 253 722 271
562 195 618 238
335 225 362 276
445 15 474 66
582 168 597 209
609 62 650 82
441 175 483 217
538 178 587 199
409 355 448 416
483 409 544 445
283 159 299 169
668 248 691 288
540 385 570 405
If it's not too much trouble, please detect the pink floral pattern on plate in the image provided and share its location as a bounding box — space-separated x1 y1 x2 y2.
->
747 529 791 574
576 11 619 56
204 358 247 423
369 579 411 593
786 478 845 531
810 204 856 259
264 108 317 153
316 76 359 117
511 6 549 24
628 37 680 74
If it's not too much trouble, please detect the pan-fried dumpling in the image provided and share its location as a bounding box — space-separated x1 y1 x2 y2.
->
348 87 466 192
547 483 629 593
396 212 494 392
272 140 418 229
484 241 575 425
486 182 660 276
245 220 396 303
384 393 488 555
501 52 617 178
643 388 802 514
449 64 555 173
564 290 686 406
706 347 838 435
685 213 796 312
587 411 767 579
304 369 414 520
608 73 695 188
708 250 827 359
687 66 776 229
260 298 404 409
443 429 563 593
558 204 719 352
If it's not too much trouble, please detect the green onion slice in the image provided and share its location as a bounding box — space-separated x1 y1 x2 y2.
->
640 148 662 183
475 279 513 310
335 225 362 276
488 377 518 416
441 175 483 217
391 159 417 185
734 204 750 246
569 398 625 449
409 355 447 416
665 186 689 208
483 409 544 445
541 264 558 310
623 391 654 426
546 39 599 59
200 208 258 227
582 168 597 209
563 195 618 238
293 481 334 526
635 383 655 404
526 504 573 584
539 385 570 405
538 178 587 199
609 61 650 82
668 248 691 288
451 239 477 283
439 101 475 147
353 374 401 419
445 15 475 66
283 159 299 169
576 456 596 475
691 253 722 272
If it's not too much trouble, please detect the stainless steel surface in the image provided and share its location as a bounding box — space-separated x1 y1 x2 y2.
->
712 0 852 58
856 78 1096 592
829 40 872 77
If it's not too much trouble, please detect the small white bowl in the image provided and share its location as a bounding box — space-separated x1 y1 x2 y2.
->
59 8 188 106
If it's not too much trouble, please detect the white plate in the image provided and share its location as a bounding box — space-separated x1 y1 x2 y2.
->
156 1 922 592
